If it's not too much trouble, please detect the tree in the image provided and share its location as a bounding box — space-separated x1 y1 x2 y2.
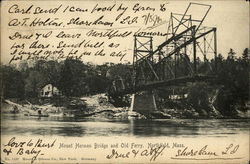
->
227 48 236 60
25 70 46 97
1 65 25 99
187 82 209 108
242 48 249 61
58 58 87 97
85 75 108 94
34 60 61 87
215 48 249 115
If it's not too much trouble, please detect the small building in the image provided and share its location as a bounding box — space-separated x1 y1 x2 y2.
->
40 84 61 98
169 94 188 100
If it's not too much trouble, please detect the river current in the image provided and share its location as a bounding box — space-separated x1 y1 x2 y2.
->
1 113 249 137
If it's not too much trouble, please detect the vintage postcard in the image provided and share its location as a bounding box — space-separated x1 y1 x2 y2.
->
0 0 249 163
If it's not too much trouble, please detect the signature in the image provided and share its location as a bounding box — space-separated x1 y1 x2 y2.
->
172 144 242 160
106 145 166 161
106 144 243 162
175 145 218 157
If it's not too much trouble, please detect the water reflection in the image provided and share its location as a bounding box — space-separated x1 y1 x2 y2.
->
1 114 249 137
130 119 200 137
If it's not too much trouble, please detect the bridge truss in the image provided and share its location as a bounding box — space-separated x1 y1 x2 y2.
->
133 2 217 87
108 3 218 98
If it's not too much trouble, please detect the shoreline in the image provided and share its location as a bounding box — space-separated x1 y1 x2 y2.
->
1 93 250 119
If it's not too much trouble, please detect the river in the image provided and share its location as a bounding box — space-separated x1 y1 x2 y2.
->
1 114 249 137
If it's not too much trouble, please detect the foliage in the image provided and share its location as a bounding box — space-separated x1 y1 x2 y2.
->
58 59 86 97
1 48 249 116
24 70 46 97
214 48 249 115
156 48 249 117
1 65 25 99
187 82 209 109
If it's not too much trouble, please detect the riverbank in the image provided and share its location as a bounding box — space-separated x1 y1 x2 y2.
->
1 93 250 119
1 94 129 119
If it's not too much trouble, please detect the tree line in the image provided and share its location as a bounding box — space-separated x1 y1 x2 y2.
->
0 58 133 99
1 48 249 112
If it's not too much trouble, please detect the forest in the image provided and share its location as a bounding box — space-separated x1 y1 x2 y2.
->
1 48 249 117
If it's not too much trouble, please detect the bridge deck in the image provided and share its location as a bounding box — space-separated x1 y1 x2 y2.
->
110 75 216 96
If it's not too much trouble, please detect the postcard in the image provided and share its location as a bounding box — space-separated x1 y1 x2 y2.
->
1 0 249 163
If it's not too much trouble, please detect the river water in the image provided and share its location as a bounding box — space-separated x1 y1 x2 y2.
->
1 114 249 137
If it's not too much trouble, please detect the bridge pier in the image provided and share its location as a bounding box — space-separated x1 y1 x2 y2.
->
130 91 157 117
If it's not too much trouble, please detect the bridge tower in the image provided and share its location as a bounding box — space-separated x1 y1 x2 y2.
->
133 35 154 86
130 3 218 118
132 2 218 88
131 36 158 116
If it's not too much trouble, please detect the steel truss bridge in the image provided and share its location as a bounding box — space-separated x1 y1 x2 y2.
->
109 3 218 97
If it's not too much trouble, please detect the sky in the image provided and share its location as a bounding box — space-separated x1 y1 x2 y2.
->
203 1 249 57
1 0 249 64
149 0 249 59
